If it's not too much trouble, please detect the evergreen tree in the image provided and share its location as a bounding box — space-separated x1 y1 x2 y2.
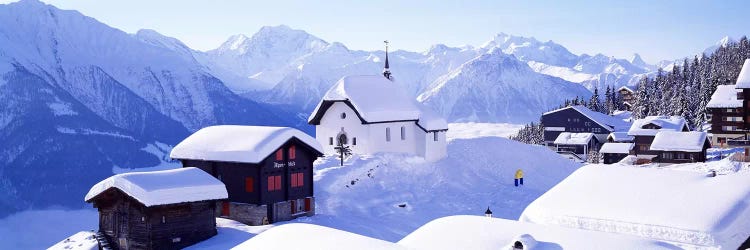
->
588 87 602 112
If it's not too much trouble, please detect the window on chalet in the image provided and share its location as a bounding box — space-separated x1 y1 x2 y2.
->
585 122 591 127
663 152 673 159
245 177 254 192
268 175 282 191
386 128 391 142
275 149 283 161
723 126 739 131
401 126 406 140
291 173 304 188
639 145 649 151
676 153 686 159
289 145 296 160
727 108 734 112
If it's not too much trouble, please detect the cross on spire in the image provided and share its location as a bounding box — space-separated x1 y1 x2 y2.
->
383 40 392 80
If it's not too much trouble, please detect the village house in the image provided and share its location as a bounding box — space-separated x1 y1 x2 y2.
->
541 105 631 161
308 46 448 162
706 59 750 161
599 142 633 164
627 116 689 161
84 168 228 250
170 125 323 226
618 86 635 111
649 131 710 164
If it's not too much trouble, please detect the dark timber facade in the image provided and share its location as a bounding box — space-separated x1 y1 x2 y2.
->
541 107 612 151
88 189 218 250
177 138 322 225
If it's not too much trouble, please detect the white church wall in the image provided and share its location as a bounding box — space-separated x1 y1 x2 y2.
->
316 102 371 155
423 130 447 162
367 121 419 155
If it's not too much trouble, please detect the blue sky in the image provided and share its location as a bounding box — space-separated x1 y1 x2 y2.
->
7 0 750 63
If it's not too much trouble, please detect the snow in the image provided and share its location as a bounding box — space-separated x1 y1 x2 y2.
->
187 218 272 250
617 85 634 93
707 84 742 108
398 215 681 250
519 164 750 248
553 132 594 145
48 102 77 116
235 223 407 250
446 122 524 140
416 103 448 131
735 59 750 89
310 75 421 123
48 231 98 250
599 143 633 154
170 125 322 164
607 131 633 142
650 131 708 152
84 167 227 207
544 106 631 132
627 116 688 136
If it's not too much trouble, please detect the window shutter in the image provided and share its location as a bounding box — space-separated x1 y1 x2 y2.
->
275 149 283 161
289 145 296 160
291 173 297 187
268 176 274 191
275 176 281 190
298 173 304 186
245 177 254 192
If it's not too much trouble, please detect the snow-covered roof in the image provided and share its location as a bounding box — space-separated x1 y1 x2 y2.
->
627 116 688 136
735 59 750 88
170 125 323 163
543 106 631 132
85 167 227 207
398 216 680 250
308 75 447 131
235 223 407 250
553 132 594 145
607 131 633 142
599 143 633 154
617 85 635 93
650 131 709 152
707 84 742 108
520 165 750 248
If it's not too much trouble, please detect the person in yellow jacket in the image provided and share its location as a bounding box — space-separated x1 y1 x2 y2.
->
514 169 524 187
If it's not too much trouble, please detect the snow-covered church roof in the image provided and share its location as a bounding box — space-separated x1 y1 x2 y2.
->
308 75 448 131
650 131 709 152
519 165 750 248
707 84 742 108
627 116 688 136
553 132 595 145
170 125 323 164
543 106 631 132
85 167 227 207
734 59 750 89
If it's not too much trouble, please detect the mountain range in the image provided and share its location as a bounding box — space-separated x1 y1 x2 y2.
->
0 0 735 215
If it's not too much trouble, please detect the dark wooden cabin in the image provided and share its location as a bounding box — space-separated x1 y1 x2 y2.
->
627 116 689 159
170 126 324 226
599 143 633 164
85 167 228 250
649 131 710 164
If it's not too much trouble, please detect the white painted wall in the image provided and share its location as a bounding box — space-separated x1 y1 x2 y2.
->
315 101 447 162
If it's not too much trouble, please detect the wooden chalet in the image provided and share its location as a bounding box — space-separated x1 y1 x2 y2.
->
170 125 323 226
627 116 689 162
541 105 630 161
85 167 228 250
649 131 710 164
618 86 635 111
553 132 599 161
599 142 633 164
706 59 750 162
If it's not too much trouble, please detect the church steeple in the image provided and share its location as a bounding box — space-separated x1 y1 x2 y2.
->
383 40 392 80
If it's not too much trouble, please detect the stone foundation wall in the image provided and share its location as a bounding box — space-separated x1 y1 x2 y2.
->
217 197 316 226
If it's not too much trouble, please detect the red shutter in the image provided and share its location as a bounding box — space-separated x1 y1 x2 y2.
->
275 176 281 190
291 200 297 214
291 173 298 187
289 145 296 160
245 177 254 192
298 173 304 186
221 202 230 216
304 198 311 211
268 176 274 191
275 149 283 161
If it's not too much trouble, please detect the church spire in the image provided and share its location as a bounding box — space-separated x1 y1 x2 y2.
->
383 40 392 80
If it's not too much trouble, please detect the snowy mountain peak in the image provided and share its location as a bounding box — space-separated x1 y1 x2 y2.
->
704 36 736 55
629 53 647 66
